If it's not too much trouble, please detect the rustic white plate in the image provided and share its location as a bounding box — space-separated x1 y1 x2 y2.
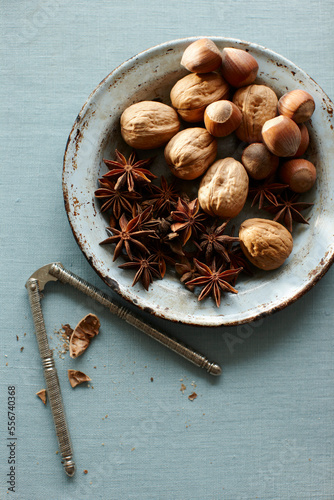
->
63 37 334 326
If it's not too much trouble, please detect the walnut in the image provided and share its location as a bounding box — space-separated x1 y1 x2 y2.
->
198 157 249 218
164 127 217 180
239 218 293 270
69 313 100 358
120 101 180 149
170 72 230 122
233 84 278 143
68 370 91 388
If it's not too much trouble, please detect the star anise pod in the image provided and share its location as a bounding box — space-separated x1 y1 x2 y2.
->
171 198 207 245
100 213 155 261
224 226 253 281
135 206 160 232
118 254 161 290
249 180 288 209
146 176 179 216
94 178 141 218
149 245 176 278
197 220 240 264
186 259 242 307
103 150 157 192
175 257 200 291
264 191 314 232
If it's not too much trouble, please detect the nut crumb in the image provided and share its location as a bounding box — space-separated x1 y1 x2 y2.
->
188 392 197 401
20 347 24 352
84 469 88 474
180 383 186 394
16 335 19 341
55 451 59 455
150 377 154 382
36 389 47 404
62 324 73 339
131 447 135 451
5 362 8 366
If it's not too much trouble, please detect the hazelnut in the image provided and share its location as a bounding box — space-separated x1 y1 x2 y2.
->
170 72 230 123
198 157 249 218
204 100 242 137
262 115 301 157
164 127 217 180
181 38 222 73
239 218 293 271
233 84 278 143
279 158 316 193
293 123 309 157
241 143 279 180
120 101 180 149
278 89 315 123
221 47 259 88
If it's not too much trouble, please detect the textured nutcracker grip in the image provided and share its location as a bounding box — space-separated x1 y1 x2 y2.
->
26 279 75 477
50 263 221 376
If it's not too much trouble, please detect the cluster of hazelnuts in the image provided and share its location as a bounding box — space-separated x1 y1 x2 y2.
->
119 38 316 224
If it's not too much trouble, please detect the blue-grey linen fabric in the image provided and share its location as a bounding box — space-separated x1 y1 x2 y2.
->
1 1 333 499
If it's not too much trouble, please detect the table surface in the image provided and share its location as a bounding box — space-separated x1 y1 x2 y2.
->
1 1 334 499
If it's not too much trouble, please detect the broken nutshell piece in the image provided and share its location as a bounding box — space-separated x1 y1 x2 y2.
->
36 389 47 404
69 313 100 358
68 370 91 388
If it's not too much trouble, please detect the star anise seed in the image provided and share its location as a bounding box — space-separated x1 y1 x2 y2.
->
264 192 314 232
249 181 288 209
118 254 161 290
146 176 179 216
175 257 200 291
186 259 242 307
100 213 155 261
171 198 207 245
94 178 141 218
198 220 240 264
103 150 157 192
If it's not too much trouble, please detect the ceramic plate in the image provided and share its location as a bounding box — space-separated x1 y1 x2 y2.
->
63 37 334 326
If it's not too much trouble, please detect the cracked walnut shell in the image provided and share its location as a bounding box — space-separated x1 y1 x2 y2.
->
170 72 230 122
69 313 100 358
120 101 180 149
239 218 293 271
198 157 249 218
68 370 91 388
